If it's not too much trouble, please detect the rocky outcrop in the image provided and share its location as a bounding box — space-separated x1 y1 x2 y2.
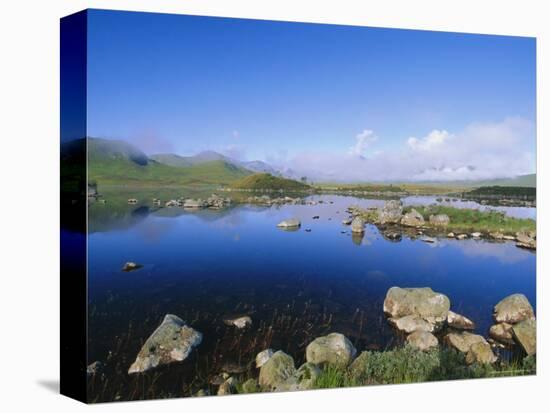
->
377 200 403 224
351 217 365 233
512 318 536 356
240 378 259 393
306 333 356 368
494 294 535 324
258 351 297 390
447 311 476 330
406 331 438 351
401 209 425 227
515 231 536 250
429 214 450 226
383 287 450 330
128 314 202 374
277 219 301 229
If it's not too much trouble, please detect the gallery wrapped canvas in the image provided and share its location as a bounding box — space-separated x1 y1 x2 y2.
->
60 9 536 404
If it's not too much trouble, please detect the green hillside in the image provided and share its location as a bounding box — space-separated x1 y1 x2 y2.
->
230 173 310 190
84 138 252 186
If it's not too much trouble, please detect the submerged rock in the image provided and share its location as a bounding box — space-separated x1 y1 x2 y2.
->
429 214 450 226
256 349 274 368
122 262 142 272
305 333 356 368
223 315 252 329
342 218 352 225
512 318 536 355
401 209 425 227
128 314 202 374
465 341 497 365
87 361 104 376
351 217 365 233
494 294 535 324
383 287 450 329
277 218 301 229
258 350 296 390
406 331 438 351
447 311 476 330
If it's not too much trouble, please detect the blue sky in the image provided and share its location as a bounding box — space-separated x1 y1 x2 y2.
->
86 9 536 181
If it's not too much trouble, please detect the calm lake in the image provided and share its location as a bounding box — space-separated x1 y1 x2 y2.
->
85 194 536 401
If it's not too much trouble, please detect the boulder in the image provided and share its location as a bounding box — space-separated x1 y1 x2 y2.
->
305 333 357 368
512 318 536 355
342 218 352 225
377 200 403 224
471 232 482 238
447 232 455 238
489 323 514 344
277 219 301 228
388 315 435 333
296 362 321 390
255 349 274 368
406 331 438 351
401 209 425 227
447 311 476 330
183 199 205 209
494 294 535 324
465 341 497 365
429 214 450 226
223 315 252 329
128 314 202 374
351 217 365 233
456 234 468 240
445 331 486 353
383 287 450 328
259 351 297 390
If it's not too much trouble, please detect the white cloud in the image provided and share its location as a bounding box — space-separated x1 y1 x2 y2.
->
276 117 535 182
348 129 377 156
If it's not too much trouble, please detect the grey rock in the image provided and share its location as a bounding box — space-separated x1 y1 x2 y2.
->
305 332 356 368
465 341 497 365
351 217 365 233
445 331 487 353
277 218 301 228
489 322 515 345
255 349 274 368
383 287 450 329
389 315 435 333
494 294 535 324
512 318 536 355
128 314 202 374
377 200 403 224
406 331 439 351
401 209 425 227
447 311 476 330
258 350 296 390
429 214 450 226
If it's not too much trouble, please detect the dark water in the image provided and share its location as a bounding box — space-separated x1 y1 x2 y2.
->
86 195 536 402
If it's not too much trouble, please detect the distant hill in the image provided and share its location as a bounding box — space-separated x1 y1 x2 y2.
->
230 173 310 190
151 150 282 176
470 174 536 188
80 138 252 186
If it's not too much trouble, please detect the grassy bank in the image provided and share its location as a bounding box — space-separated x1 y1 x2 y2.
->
404 205 536 235
314 347 535 388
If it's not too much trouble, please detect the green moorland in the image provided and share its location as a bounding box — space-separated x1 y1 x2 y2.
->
316 182 473 195
403 205 536 235
465 186 536 198
230 173 311 191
